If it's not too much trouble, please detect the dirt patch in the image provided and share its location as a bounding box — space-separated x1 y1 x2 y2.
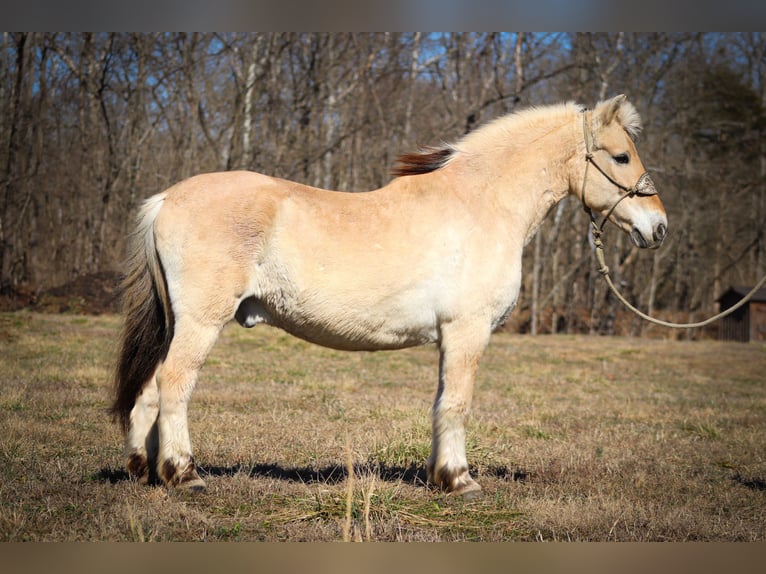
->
37 271 122 314
0 272 122 315
0 286 36 313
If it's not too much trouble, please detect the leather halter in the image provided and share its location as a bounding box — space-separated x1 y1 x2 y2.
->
580 111 658 233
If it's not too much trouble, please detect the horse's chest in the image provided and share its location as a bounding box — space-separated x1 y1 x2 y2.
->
491 296 518 331
485 271 522 331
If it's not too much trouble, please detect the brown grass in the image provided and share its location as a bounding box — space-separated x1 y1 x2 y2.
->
1 311 765 541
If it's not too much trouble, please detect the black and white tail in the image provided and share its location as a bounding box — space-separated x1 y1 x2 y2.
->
110 193 172 433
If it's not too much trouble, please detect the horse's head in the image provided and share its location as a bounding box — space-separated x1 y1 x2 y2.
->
579 95 667 249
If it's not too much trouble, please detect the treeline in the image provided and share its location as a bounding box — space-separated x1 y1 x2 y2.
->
1 32 764 335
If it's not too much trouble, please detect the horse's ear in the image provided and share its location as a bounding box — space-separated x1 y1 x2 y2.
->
601 94 627 125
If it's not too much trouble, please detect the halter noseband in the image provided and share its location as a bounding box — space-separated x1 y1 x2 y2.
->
580 111 657 234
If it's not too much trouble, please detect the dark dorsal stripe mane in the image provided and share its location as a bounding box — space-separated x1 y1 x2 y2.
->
391 145 454 177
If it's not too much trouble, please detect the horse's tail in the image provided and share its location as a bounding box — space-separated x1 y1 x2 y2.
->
111 192 173 433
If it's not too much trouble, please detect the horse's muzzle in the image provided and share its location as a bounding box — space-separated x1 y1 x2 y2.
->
629 173 666 249
631 220 667 249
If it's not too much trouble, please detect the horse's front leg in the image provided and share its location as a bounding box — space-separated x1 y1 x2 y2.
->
427 322 489 499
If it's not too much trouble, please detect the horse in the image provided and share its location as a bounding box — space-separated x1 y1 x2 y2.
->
111 94 667 498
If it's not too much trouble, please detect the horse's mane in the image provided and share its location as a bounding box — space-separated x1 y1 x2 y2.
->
391 98 640 178
391 145 456 177
391 102 580 178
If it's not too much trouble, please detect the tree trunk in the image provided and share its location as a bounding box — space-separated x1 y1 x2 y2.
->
0 32 27 291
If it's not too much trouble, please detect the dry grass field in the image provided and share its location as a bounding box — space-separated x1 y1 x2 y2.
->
1 311 765 541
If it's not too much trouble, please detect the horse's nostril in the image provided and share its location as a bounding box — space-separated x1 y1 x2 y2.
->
654 223 667 242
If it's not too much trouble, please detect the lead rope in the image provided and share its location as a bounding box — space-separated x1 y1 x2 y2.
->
581 111 766 329
591 224 766 329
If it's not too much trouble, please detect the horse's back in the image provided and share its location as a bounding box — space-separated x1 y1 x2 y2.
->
159 170 287 210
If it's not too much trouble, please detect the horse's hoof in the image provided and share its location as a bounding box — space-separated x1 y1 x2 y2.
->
176 464 206 492
178 476 207 492
428 463 483 499
451 479 483 500
161 458 206 492
458 486 483 500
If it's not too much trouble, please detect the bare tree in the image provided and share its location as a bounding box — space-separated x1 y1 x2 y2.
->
1 32 762 339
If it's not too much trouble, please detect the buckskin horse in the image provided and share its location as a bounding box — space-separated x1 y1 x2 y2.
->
111 94 667 498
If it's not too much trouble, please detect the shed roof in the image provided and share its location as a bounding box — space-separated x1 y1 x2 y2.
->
716 285 766 303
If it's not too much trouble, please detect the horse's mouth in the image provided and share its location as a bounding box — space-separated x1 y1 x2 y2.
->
630 228 648 248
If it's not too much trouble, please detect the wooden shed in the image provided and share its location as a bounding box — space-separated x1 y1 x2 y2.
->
716 286 766 342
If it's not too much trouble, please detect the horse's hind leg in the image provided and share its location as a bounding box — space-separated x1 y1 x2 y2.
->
155 317 222 491
428 322 489 499
125 374 160 484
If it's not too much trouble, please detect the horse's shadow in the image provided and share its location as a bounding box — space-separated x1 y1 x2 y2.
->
203 461 428 486
96 460 528 488
97 463 766 493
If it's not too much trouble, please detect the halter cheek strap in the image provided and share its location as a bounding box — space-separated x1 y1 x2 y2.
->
580 111 658 234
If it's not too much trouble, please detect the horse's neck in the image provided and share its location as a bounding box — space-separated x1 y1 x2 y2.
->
469 117 577 242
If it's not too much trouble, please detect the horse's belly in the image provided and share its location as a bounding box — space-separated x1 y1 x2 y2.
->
286 317 438 351
235 294 438 351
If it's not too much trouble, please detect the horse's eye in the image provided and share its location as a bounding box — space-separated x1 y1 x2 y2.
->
613 153 630 165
